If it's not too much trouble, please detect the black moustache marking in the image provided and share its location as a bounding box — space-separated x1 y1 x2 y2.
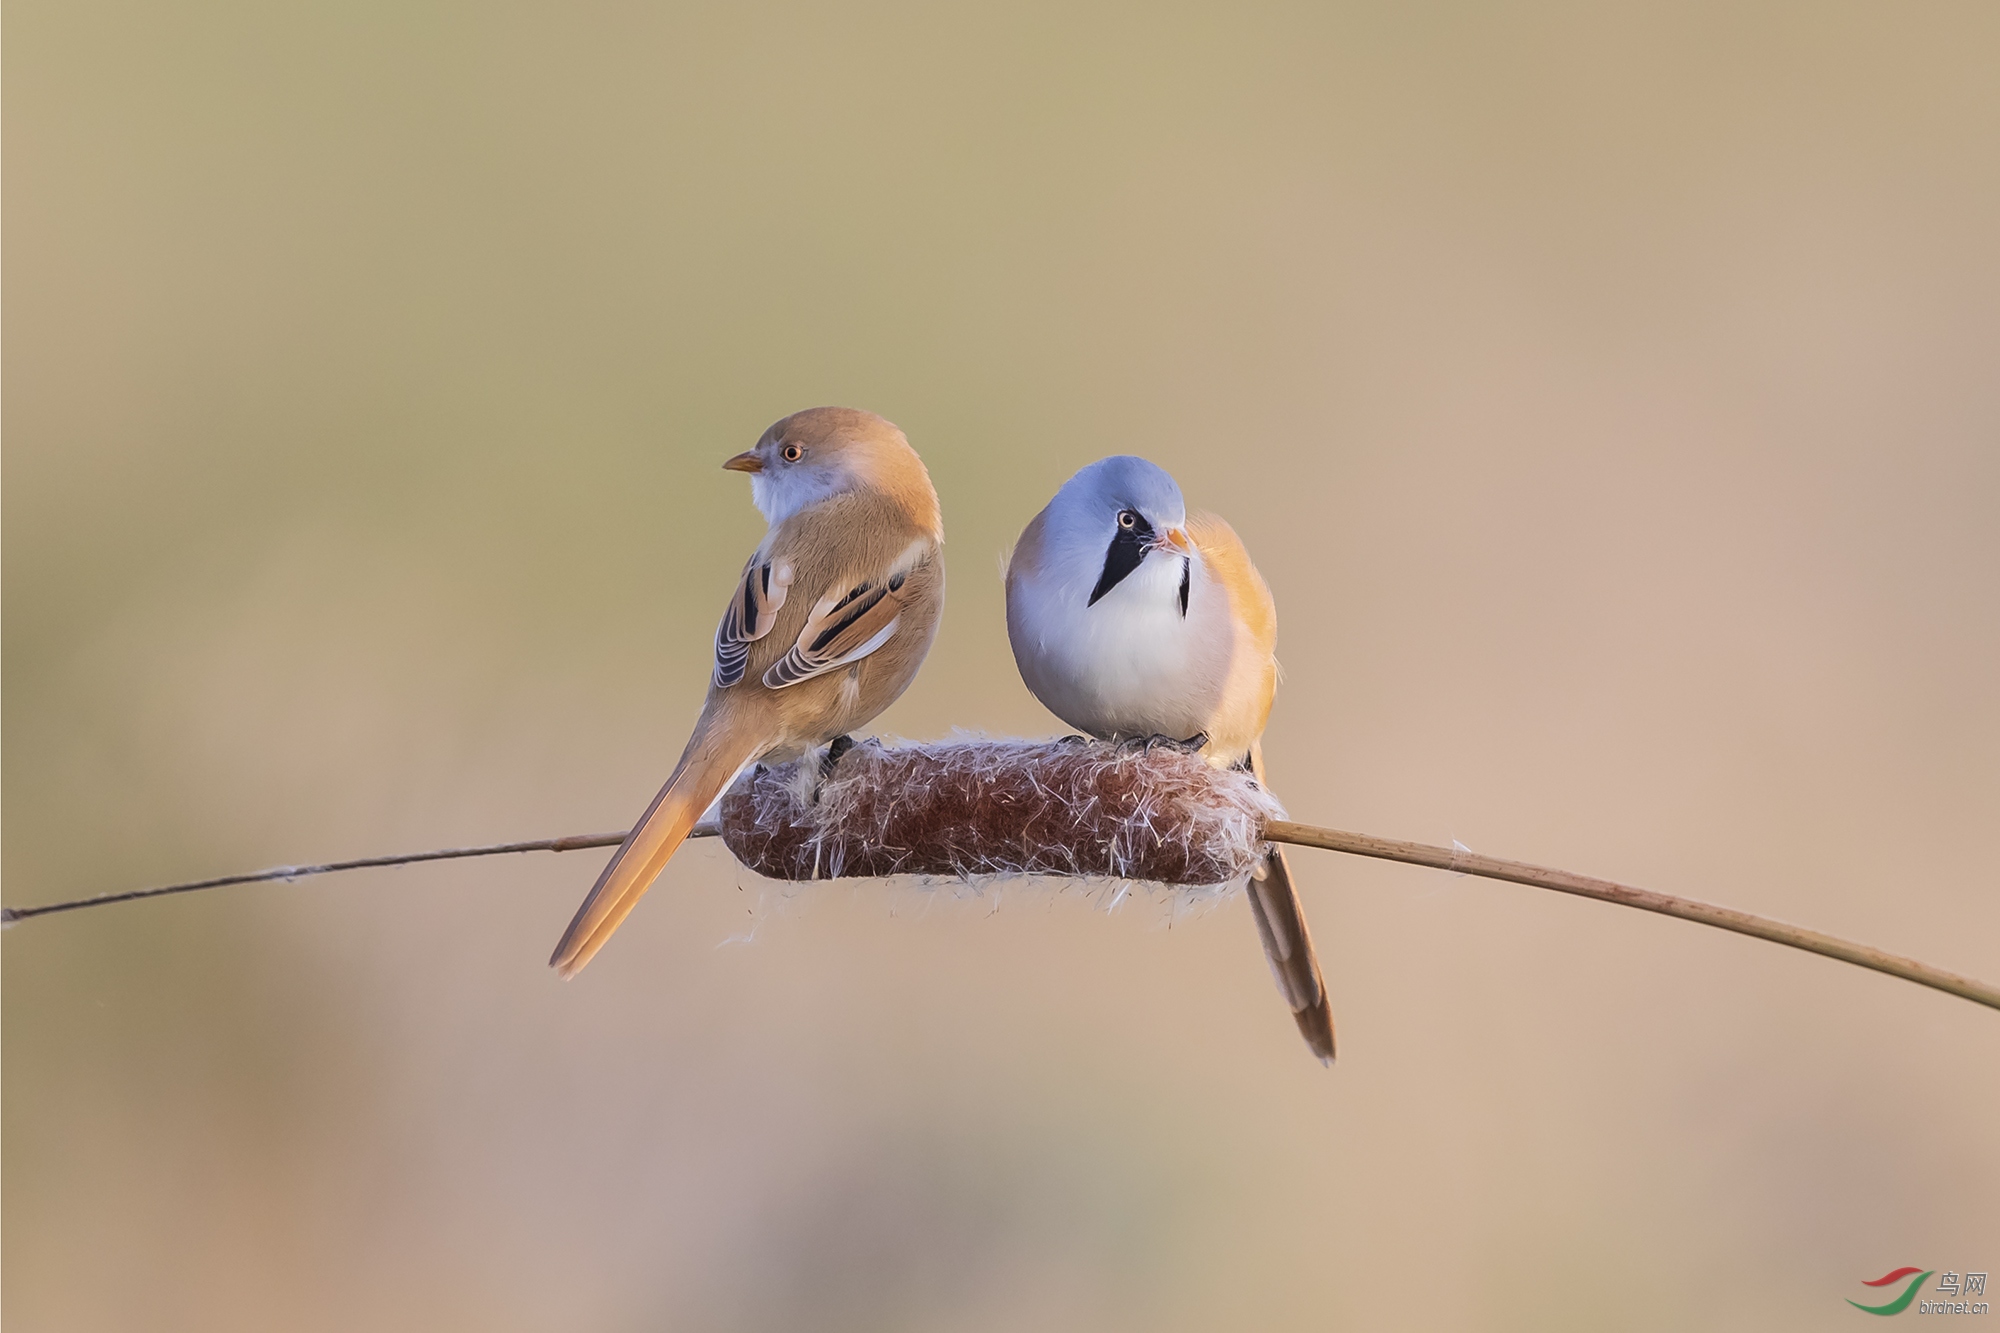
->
1177 558 1190 617
1088 516 1155 605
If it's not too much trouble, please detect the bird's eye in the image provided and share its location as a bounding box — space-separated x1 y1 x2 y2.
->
782 444 803 462
1117 510 1137 529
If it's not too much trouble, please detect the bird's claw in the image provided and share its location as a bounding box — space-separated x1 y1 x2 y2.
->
1123 731 1208 754
806 735 858 806
820 734 856 780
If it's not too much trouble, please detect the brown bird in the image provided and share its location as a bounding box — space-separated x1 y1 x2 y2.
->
1004 455 1334 1062
550 407 945 977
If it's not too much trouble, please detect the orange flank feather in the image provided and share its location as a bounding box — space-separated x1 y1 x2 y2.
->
1186 512 1279 766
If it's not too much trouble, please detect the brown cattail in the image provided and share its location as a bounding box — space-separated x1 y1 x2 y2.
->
717 737 1283 885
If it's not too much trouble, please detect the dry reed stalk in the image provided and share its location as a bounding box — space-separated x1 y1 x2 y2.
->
5 814 1993 1013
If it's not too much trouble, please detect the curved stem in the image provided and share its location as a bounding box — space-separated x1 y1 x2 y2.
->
5 818 1995 1014
1262 821 2000 1012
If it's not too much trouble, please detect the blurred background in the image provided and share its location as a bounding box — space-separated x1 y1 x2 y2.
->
6 2 1998 1328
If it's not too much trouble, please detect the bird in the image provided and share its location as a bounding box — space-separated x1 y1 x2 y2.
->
549 407 945 977
1004 455 1334 1063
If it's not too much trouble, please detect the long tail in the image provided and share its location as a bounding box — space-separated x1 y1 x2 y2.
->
1246 744 1336 1063
549 708 771 978
1246 844 1336 1063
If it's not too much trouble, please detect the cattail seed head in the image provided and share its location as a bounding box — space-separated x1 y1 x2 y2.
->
718 737 1284 885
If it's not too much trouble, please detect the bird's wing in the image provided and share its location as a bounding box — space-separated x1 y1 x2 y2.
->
713 555 794 688
762 565 918 689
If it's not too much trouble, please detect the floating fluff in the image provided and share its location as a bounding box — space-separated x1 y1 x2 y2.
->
716 737 1286 886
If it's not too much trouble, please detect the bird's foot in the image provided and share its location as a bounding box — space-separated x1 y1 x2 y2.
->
1123 731 1209 754
809 735 857 806
820 734 856 780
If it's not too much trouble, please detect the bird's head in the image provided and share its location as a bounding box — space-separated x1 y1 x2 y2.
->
1044 455 1193 606
724 407 941 536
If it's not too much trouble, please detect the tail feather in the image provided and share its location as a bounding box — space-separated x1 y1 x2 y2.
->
1246 844 1336 1063
549 715 769 978
1244 741 1335 1063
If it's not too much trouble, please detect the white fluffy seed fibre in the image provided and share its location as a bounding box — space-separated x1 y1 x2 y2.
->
716 736 1286 888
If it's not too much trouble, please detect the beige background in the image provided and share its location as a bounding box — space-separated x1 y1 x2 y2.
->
6 3 1997 1329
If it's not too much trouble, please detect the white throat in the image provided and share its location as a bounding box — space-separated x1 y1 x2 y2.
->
749 468 856 527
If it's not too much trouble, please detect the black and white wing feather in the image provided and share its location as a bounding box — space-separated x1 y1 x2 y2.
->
762 570 911 690
713 557 792 688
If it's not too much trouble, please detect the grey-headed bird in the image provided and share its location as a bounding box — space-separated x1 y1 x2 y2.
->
550 407 945 977
1005 456 1334 1062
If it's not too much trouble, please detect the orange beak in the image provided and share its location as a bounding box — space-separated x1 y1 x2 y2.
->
1159 526 1192 555
722 450 763 474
